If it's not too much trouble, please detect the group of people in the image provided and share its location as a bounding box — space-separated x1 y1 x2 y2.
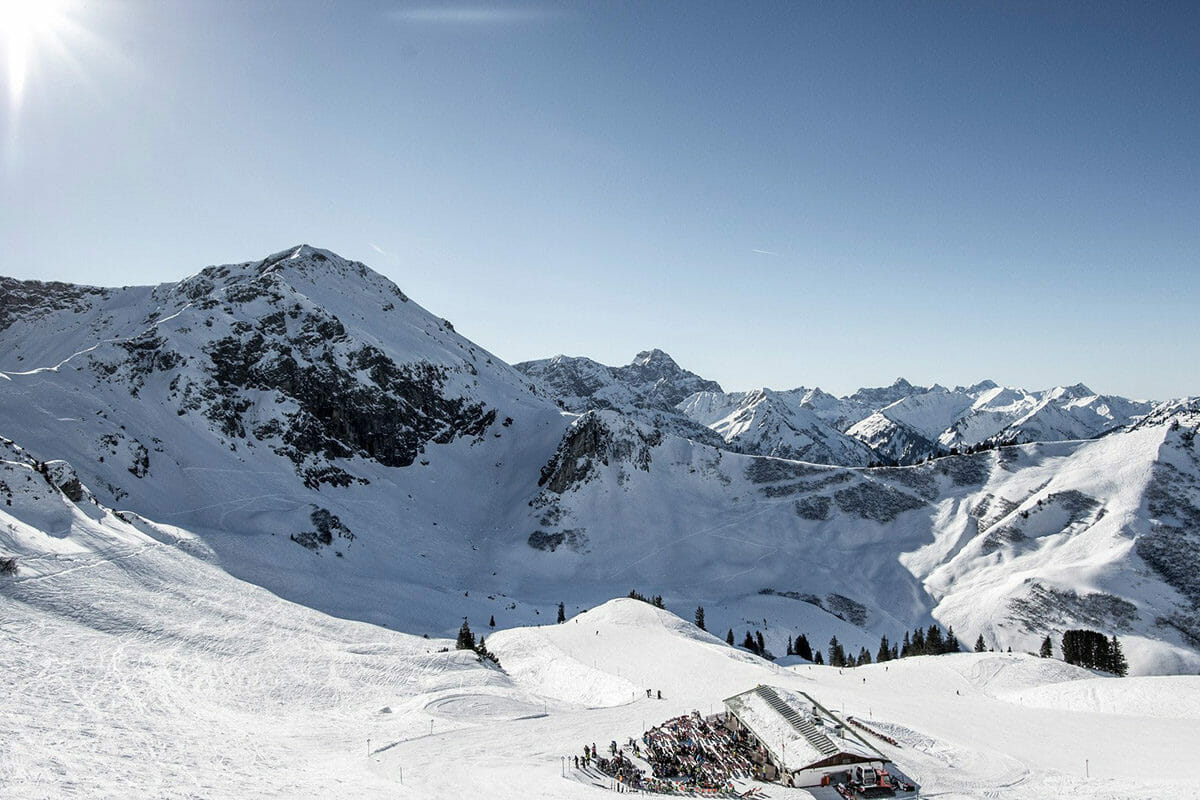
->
573 711 765 796
575 741 648 791
639 711 753 793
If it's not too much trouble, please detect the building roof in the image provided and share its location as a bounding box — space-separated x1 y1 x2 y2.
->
723 685 883 772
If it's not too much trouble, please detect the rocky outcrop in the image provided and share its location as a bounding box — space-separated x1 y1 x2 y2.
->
537 412 660 494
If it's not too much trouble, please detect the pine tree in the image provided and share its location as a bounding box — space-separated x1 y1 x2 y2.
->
795 634 813 662
456 619 475 651
926 625 944 655
901 631 912 658
974 634 987 653
726 628 735 646
743 631 757 653
755 630 766 657
877 635 891 663
828 635 846 668
557 602 566 624
912 627 926 656
1039 635 1052 658
1109 635 1128 677
945 626 960 653
694 606 706 631
814 650 824 665
474 635 501 667
786 635 794 656
489 615 496 629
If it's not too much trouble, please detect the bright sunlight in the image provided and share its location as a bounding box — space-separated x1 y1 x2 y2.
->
1 0 71 109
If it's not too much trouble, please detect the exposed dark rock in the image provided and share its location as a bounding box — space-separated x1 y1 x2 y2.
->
0 277 110 331
538 413 658 494
43 460 83 502
527 529 587 552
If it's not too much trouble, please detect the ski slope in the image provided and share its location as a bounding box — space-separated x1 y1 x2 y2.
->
4 473 1199 800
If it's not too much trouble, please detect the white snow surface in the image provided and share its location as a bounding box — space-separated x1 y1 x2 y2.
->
4 485 1199 800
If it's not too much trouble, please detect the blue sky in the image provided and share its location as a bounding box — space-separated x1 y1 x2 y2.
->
2 1 1197 398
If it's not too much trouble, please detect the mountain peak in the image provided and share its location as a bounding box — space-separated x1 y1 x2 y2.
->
631 348 678 369
258 244 346 273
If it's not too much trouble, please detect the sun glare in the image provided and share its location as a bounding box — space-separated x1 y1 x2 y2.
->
1 0 71 109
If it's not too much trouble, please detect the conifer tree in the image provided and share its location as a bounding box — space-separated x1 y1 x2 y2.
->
489 615 496 629
756 630 766 657
974 634 987 653
557 602 566 624
1109 635 1128 677
926 624 944 654
726 628 735 646
694 606 706 631
1039 635 1052 658
787 635 794 656
912 627 926 655
877 635 892 663
795 634 813 662
901 631 912 658
456 618 475 651
828 635 846 667
743 631 757 653
814 650 824 665
945 625 960 653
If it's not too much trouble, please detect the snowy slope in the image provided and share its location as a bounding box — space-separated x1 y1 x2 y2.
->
0 246 572 633
0 246 1194 676
524 403 1200 675
5 486 1200 800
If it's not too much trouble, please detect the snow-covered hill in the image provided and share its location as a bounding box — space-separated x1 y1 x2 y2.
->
4 482 1199 800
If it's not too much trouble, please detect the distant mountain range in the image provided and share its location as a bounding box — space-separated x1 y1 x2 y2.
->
2 245 1197 676
516 355 1156 466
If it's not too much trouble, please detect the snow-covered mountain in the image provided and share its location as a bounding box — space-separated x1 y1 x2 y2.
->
516 349 721 411
678 388 881 465
672 379 1154 466
520 347 1156 467
1 245 1196 680
514 350 727 447
936 383 1155 451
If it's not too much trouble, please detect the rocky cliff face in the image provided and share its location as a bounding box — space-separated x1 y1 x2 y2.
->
515 350 726 447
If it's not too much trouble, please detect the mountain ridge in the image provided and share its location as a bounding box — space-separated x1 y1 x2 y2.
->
2 245 1196 677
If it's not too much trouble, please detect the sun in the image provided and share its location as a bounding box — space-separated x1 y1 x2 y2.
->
1 0 72 109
